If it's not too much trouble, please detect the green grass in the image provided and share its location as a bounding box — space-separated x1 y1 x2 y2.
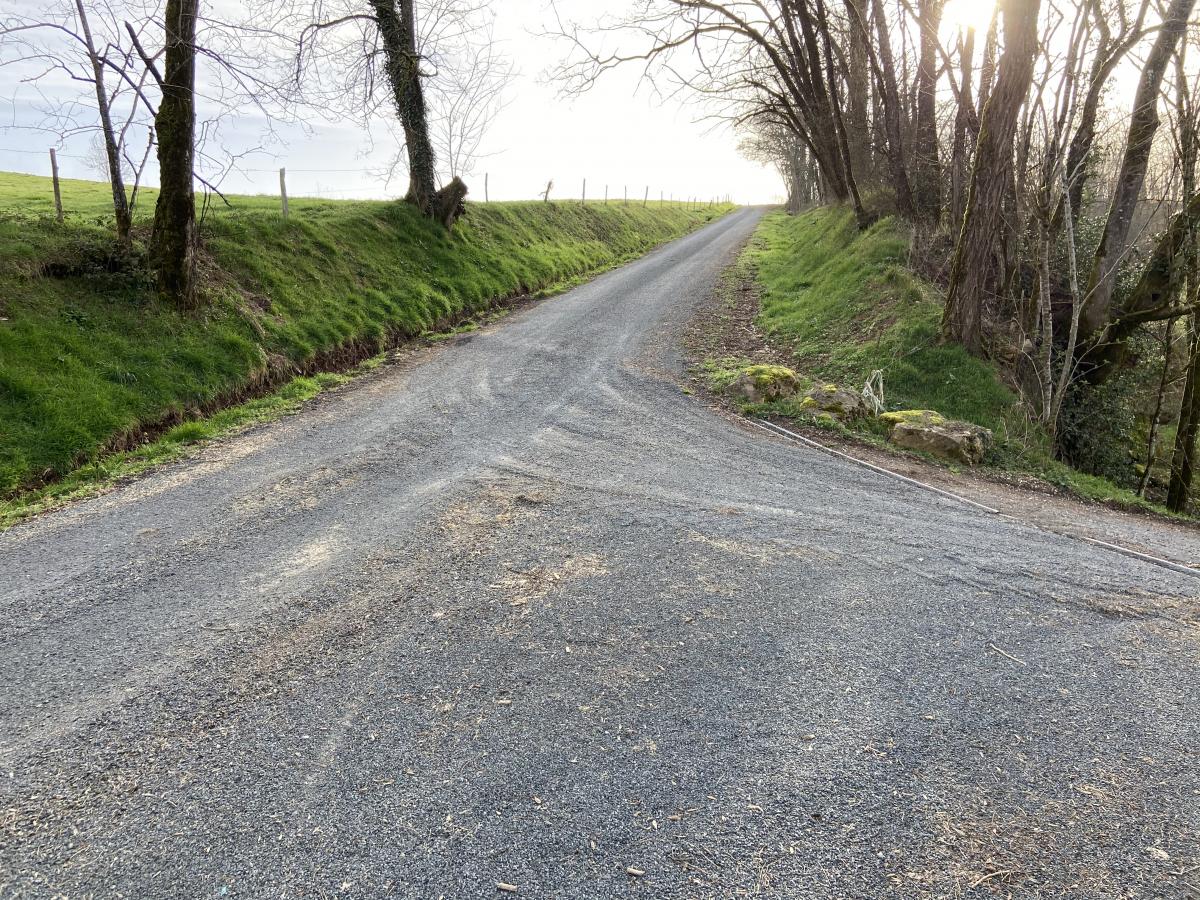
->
0 370 351 529
743 206 1185 518
751 207 1016 431
0 170 731 497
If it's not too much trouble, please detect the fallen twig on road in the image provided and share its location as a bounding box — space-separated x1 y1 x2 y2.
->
987 643 1028 666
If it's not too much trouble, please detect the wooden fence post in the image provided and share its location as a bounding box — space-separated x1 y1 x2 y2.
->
604 184 608 205
582 177 586 205
624 185 628 206
543 179 553 202
279 167 289 221
643 186 648 207
49 148 63 223
485 172 489 203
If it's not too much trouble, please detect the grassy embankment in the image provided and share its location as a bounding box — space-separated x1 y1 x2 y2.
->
716 206 1171 513
0 171 729 521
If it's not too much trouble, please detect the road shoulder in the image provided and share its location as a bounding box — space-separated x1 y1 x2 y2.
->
681 240 1200 571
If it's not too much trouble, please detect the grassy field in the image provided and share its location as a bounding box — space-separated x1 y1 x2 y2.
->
738 207 1174 514
0 171 730 498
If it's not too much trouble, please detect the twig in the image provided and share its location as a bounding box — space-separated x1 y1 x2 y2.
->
970 868 1015 888
124 21 163 88
987 643 1027 666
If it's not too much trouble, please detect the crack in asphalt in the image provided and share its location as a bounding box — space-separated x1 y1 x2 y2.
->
0 208 1198 898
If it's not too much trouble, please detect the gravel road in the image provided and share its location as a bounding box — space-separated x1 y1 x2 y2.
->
1 208 1198 899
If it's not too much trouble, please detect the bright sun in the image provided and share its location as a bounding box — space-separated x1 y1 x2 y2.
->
941 0 997 35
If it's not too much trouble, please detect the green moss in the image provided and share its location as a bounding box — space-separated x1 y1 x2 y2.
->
702 359 810 412
879 409 947 426
740 364 800 389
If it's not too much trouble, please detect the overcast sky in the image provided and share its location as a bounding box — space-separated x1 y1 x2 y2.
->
0 0 786 204
0 0 1152 205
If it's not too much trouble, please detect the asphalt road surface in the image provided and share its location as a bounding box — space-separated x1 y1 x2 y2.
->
2 208 1198 899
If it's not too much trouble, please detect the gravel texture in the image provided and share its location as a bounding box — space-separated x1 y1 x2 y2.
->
1 208 1198 899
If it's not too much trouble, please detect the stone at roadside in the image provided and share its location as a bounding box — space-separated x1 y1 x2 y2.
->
799 383 865 419
727 365 801 404
888 414 993 465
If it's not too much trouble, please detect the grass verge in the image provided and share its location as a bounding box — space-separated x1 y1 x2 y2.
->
719 207 1182 518
0 370 352 530
0 170 730 501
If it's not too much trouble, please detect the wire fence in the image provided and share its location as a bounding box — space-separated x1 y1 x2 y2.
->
1 148 737 218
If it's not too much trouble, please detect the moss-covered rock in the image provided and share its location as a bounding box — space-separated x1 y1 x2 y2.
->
879 409 946 427
727 364 801 403
799 383 864 419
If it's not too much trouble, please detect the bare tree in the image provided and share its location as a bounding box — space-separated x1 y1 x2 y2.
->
548 0 869 224
292 0 507 226
1080 0 1197 354
740 120 815 211
1054 0 1150 233
942 0 1043 354
429 24 509 180
0 0 162 247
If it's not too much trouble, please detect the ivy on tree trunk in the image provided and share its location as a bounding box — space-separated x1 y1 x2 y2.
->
150 0 198 307
371 0 467 228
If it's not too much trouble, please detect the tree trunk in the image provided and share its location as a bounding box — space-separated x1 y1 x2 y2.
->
912 0 944 226
74 0 132 249
976 13 999 111
371 0 467 226
1139 316 1176 496
1169 317 1200 511
1079 0 1195 346
814 0 870 227
1035 227 1054 421
843 0 871 180
1168 40 1199 512
150 0 198 307
1047 167 1084 432
786 144 805 213
942 0 1041 355
870 0 916 218
1107 191 1200 325
949 27 977 232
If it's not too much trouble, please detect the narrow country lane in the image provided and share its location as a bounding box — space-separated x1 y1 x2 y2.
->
1 209 1197 898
